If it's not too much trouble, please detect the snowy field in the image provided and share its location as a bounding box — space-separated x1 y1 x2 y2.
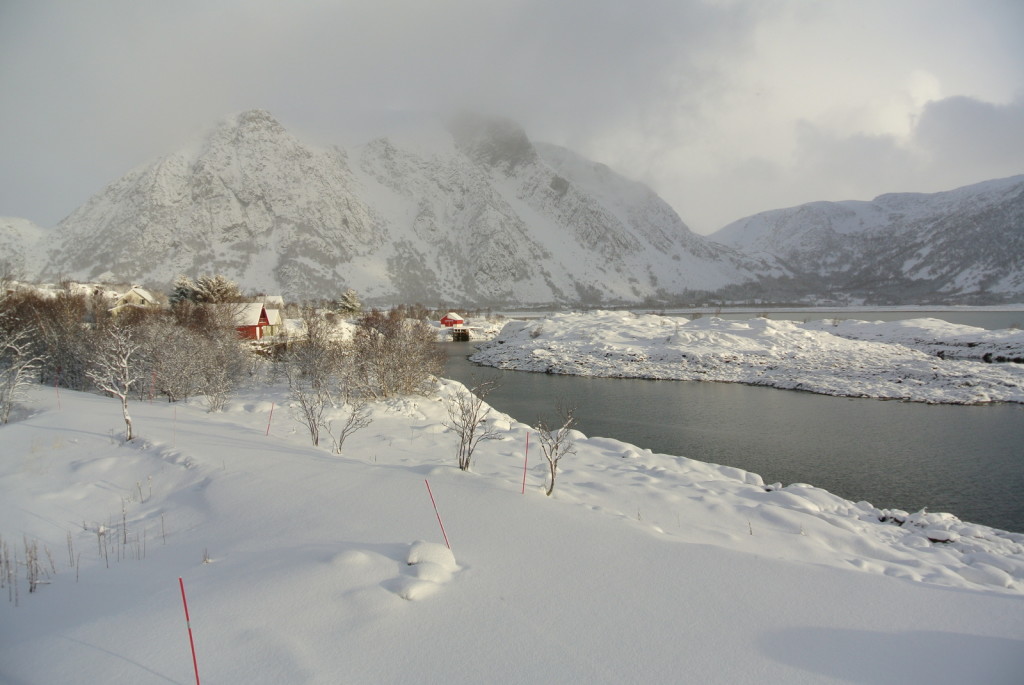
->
470 311 1024 404
2 379 1023 684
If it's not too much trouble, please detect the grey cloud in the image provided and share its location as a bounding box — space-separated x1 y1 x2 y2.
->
913 95 1024 178
1 1 1022 237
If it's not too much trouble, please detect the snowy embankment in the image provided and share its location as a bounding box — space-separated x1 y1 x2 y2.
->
470 311 1024 404
2 381 1024 683
803 317 1024 362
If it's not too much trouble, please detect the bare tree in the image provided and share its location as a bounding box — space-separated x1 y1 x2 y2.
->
444 379 500 471
87 322 143 441
350 308 444 398
31 290 92 390
0 321 42 424
284 308 346 446
537 402 577 496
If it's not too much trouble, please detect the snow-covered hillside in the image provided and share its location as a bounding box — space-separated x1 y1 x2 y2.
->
710 175 1024 303
2 380 1022 684
0 217 47 275
24 110 778 305
470 311 1024 404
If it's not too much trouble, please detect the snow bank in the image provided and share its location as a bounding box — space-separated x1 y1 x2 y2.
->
803 316 1024 362
470 311 1024 404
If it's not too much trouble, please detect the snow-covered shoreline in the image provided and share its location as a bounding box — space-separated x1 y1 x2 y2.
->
2 379 1024 683
470 311 1024 404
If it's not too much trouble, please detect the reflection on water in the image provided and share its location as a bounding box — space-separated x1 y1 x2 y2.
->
443 342 1024 533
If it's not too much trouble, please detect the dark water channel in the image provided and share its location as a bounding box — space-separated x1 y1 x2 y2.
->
443 342 1024 533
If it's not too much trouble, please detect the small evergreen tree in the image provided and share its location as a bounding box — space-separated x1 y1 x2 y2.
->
335 288 362 315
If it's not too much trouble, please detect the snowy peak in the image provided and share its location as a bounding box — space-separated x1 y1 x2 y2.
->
43 109 385 294
711 175 1024 303
449 113 539 174
26 110 772 305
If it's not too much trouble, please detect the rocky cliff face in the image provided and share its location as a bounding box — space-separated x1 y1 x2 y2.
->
30 109 776 305
710 176 1024 303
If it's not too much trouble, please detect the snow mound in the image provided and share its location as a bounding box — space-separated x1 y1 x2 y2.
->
394 541 459 601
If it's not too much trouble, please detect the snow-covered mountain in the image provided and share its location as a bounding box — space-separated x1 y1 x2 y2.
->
710 176 1024 304
26 109 777 305
0 217 47 277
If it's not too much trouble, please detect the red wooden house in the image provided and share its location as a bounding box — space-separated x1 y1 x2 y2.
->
208 303 272 340
234 303 271 340
440 312 465 327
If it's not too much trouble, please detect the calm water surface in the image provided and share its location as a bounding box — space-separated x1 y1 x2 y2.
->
443 329 1024 533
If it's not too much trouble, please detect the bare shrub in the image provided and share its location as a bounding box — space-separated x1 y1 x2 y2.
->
350 308 444 398
537 402 577 496
444 379 500 471
284 309 345 446
324 397 373 454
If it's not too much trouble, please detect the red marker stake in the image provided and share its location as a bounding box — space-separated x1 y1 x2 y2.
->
178 577 201 685
424 479 451 550
265 402 275 436
521 432 530 494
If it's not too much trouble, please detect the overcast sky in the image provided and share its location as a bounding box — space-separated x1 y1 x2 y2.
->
2 0 1022 234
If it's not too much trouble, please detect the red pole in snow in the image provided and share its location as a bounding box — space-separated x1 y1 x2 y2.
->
424 479 451 550
265 402 275 436
54 376 61 410
178 577 201 685
521 432 530 494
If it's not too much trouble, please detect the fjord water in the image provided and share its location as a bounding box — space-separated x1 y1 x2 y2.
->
443 326 1024 533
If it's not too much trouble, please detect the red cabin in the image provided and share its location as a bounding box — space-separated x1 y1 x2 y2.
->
440 312 465 328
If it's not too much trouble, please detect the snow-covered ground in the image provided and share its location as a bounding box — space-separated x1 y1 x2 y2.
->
470 311 1024 404
2 379 1023 683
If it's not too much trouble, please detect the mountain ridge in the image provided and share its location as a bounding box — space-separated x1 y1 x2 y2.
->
2 109 1020 305
15 109 777 305
710 174 1024 304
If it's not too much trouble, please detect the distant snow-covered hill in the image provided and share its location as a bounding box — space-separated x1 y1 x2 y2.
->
710 176 1024 303
0 217 47 276
29 110 778 305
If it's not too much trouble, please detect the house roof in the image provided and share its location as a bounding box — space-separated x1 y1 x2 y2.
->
442 312 464 321
208 303 268 327
117 286 158 305
265 308 283 326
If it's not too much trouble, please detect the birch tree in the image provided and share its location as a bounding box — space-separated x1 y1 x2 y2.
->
537 403 577 496
0 323 42 424
87 323 143 441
